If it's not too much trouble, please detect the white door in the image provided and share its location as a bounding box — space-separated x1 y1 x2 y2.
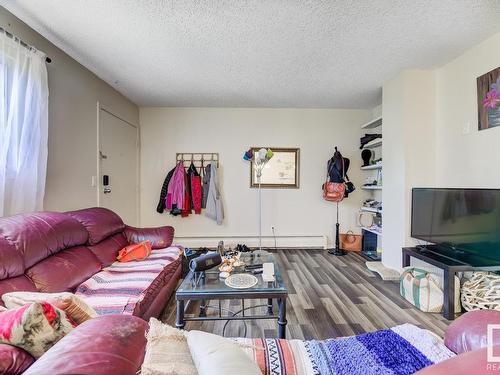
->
99 108 138 225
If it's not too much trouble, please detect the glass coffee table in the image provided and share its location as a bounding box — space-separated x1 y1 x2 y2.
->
175 251 288 338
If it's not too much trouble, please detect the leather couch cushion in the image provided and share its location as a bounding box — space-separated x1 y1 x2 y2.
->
0 237 24 280
23 315 148 375
0 277 37 306
87 233 129 267
133 257 181 318
0 344 35 375
26 247 101 292
415 346 499 375
445 310 500 354
140 262 182 320
0 212 88 270
124 225 174 249
66 207 125 245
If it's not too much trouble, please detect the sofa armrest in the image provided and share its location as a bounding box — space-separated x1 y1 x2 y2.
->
0 344 34 375
445 310 500 354
23 315 148 375
124 225 174 249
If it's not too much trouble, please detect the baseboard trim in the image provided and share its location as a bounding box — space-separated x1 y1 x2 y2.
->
174 235 327 249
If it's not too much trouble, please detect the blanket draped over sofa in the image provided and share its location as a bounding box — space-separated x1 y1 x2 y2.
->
76 246 181 315
236 324 455 375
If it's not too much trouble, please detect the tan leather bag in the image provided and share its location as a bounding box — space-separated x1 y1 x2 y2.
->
340 231 362 252
323 158 346 202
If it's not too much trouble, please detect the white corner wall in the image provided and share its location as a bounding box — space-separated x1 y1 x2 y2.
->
436 32 500 188
381 31 500 271
139 107 371 247
382 70 437 271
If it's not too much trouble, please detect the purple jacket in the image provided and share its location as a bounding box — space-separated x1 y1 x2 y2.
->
166 162 185 210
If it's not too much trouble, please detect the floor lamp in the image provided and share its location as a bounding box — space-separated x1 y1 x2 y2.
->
243 148 273 252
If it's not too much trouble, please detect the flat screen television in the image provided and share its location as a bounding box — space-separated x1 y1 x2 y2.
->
411 188 500 266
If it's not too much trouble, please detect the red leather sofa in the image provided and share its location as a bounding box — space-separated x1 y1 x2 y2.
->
0 207 181 374
19 309 500 375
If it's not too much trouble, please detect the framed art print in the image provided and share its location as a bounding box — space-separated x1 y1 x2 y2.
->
477 67 500 131
250 147 299 188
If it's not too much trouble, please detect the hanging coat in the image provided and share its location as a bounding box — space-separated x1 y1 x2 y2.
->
181 171 191 217
201 164 211 209
156 166 176 213
166 162 185 211
188 163 202 214
205 162 224 225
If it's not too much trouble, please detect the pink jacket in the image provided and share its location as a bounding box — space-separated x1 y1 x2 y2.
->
166 162 185 210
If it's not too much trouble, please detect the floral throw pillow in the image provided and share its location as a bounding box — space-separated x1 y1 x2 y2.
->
0 302 74 358
2 291 98 325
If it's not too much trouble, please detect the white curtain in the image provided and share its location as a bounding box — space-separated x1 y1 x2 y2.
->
0 30 48 216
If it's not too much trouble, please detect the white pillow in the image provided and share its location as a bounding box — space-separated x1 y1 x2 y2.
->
186 330 261 375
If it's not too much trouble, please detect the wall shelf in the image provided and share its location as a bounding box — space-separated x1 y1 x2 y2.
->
361 163 382 170
361 207 382 214
362 185 382 190
361 226 382 236
361 116 382 129
362 138 382 149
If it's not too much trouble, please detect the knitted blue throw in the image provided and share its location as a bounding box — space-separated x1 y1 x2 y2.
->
307 326 441 375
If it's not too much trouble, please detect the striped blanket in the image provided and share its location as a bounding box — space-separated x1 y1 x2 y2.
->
75 246 181 315
235 324 455 375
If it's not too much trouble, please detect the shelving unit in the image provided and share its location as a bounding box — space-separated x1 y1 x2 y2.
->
360 207 381 214
363 138 382 149
361 163 382 170
360 116 382 129
360 116 383 261
361 226 382 236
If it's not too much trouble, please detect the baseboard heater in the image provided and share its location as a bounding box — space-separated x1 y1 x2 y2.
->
174 235 327 250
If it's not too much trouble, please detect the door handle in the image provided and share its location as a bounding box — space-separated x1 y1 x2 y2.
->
103 187 112 194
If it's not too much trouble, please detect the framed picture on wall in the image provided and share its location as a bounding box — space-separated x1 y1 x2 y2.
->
477 66 500 131
250 147 300 188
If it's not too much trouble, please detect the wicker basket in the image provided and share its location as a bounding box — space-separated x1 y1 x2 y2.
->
461 272 500 311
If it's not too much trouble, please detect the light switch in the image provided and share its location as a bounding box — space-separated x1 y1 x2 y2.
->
91 176 97 187
462 121 471 135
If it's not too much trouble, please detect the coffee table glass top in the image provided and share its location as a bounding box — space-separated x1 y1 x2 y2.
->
176 252 287 296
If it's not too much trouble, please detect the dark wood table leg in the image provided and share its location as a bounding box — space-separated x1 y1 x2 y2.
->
199 299 207 317
443 269 455 320
403 250 411 268
278 298 287 339
267 298 273 315
176 299 185 329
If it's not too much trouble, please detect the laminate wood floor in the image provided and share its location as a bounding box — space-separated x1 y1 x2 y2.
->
161 249 451 339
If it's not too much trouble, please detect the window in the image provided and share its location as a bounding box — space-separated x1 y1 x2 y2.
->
0 29 48 216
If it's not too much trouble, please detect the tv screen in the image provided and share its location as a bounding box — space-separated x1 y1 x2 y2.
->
411 188 500 265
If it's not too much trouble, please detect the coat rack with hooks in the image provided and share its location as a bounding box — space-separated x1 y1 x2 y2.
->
175 153 219 177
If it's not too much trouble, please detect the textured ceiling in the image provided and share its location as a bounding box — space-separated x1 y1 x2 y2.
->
2 1 500 108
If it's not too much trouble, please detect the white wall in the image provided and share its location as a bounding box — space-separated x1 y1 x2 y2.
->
382 70 437 271
0 7 139 213
436 32 500 188
140 107 371 247
381 31 500 271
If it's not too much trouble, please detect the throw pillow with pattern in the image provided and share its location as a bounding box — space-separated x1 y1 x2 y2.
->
0 302 74 358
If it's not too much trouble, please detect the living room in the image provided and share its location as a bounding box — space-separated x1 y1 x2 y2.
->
0 1 499 374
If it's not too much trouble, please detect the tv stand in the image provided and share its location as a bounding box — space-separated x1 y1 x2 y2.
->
402 247 500 320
